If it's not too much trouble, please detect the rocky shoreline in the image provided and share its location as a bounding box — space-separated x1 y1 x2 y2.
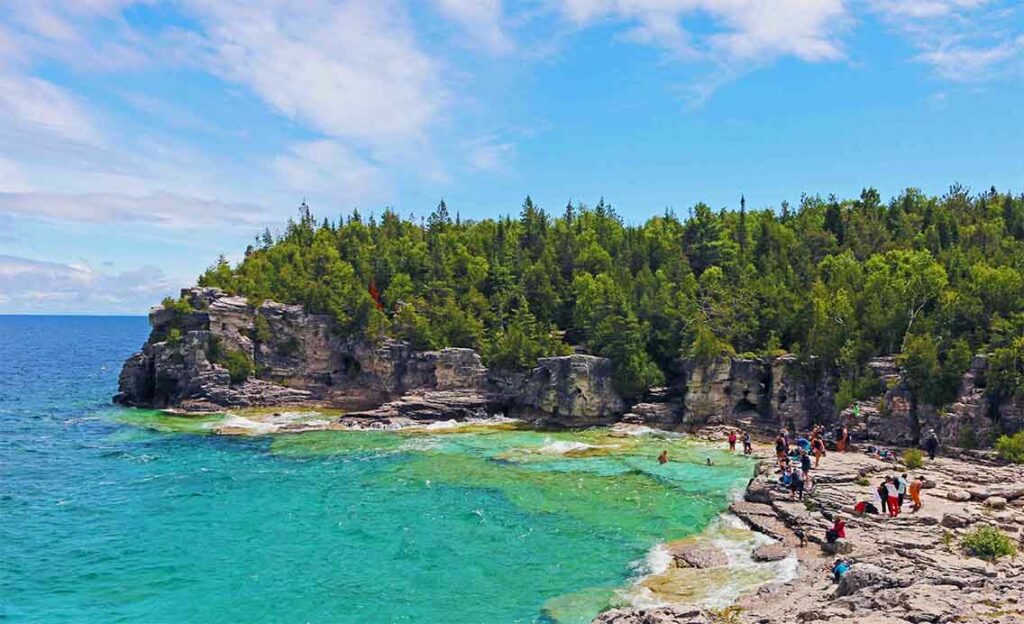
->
595 434 1024 624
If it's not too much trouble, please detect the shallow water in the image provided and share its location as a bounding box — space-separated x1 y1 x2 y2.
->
0 316 765 623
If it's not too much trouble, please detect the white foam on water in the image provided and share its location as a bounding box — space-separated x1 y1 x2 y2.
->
609 423 682 438
537 439 599 455
621 512 800 612
210 414 280 435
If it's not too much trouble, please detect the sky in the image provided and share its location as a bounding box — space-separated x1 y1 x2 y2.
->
0 0 1022 314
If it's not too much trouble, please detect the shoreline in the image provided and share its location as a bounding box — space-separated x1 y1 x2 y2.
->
597 434 1024 624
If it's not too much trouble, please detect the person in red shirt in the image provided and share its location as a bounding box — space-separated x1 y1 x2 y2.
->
728 431 737 452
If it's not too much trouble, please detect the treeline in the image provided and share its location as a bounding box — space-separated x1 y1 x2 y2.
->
196 185 1024 403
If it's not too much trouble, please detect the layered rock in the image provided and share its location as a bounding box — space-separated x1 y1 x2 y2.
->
679 356 833 436
115 288 626 426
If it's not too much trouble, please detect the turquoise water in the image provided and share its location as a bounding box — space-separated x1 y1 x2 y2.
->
0 316 753 623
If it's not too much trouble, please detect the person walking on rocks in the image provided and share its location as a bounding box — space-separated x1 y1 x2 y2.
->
885 477 900 517
909 475 925 512
728 430 737 452
924 429 939 460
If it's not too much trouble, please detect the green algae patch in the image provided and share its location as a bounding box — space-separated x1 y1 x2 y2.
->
541 587 624 624
114 408 224 434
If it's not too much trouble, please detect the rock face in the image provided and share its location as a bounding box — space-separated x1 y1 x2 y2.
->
115 288 626 425
680 355 834 436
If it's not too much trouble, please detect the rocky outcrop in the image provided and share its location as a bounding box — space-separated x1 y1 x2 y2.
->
115 288 626 426
679 355 833 436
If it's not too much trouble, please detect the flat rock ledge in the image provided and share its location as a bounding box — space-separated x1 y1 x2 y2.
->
593 448 1024 624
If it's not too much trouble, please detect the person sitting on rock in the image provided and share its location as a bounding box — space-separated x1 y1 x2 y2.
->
854 500 879 515
790 466 805 501
909 475 925 512
825 515 846 543
831 559 850 582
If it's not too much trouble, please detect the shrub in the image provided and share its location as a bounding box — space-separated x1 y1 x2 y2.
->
903 448 924 469
253 315 272 343
995 431 1024 464
221 350 253 384
855 476 870 486
166 328 182 346
958 425 978 449
961 525 1017 560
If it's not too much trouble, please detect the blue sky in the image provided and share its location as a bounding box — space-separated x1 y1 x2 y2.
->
0 0 1022 314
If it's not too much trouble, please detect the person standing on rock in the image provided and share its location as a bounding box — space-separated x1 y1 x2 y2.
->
876 480 889 515
909 476 925 512
924 429 939 460
728 430 737 452
743 431 752 455
897 474 910 510
812 435 826 468
800 449 813 475
885 477 900 517
776 430 788 462
838 423 849 452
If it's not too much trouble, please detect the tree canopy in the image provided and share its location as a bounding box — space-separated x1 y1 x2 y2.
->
197 187 1024 401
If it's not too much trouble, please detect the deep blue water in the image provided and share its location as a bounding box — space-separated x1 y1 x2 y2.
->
0 316 753 623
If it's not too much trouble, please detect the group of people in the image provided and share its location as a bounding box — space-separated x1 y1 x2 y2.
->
726 430 753 455
770 426 834 501
853 473 926 516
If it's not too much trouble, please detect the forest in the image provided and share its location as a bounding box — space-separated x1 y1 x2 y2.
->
194 185 1024 406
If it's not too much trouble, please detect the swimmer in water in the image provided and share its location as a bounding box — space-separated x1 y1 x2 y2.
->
658 450 668 464
706 458 714 466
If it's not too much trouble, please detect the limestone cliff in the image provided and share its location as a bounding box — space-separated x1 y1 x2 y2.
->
116 287 1021 442
115 287 626 425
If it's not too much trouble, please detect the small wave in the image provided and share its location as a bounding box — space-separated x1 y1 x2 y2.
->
210 414 279 435
537 440 598 455
609 423 681 438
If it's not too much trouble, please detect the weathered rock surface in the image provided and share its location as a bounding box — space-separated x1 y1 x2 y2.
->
751 542 792 562
664 539 728 569
115 288 627 427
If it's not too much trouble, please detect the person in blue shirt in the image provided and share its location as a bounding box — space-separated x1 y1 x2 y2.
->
832 559 850 582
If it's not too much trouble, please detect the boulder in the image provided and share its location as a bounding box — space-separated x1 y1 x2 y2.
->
752 542 792 562
664 539 728 569
946 488 971 502
835 563 898 597
940 513 970 529
592 606 708 624
821 539 853 555
985 496 1008 510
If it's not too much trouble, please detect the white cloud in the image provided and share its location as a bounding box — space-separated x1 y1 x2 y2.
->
869 0 1023 82
432 0 514 53
557 0 849 64
0 192 269 229
465 136 516 172
184 0 445 150
0 72 100 143
0 254 180 313
273 140 388 202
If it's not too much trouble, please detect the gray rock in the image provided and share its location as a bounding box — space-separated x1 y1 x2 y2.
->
665 540 728 569
940 513 970 529
821 539 853 555
752 542 793 562
985 496 1008 509
946 488 971 502
835 563 898 597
